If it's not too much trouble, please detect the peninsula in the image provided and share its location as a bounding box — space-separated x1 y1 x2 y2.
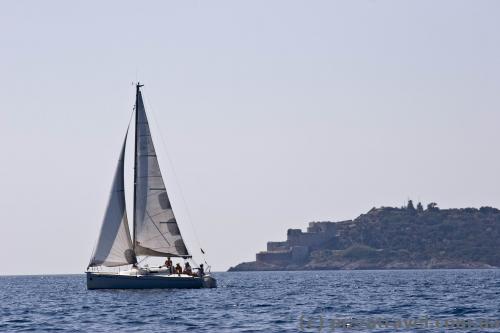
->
229 202 500 271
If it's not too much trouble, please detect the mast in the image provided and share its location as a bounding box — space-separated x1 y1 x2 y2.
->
133 82 143 252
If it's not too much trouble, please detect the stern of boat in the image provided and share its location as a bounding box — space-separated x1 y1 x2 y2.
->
203 274 217 288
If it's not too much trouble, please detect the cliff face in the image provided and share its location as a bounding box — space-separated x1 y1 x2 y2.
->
228 205 500 271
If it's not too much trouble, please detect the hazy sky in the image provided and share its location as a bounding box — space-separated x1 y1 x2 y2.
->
1 1 499 275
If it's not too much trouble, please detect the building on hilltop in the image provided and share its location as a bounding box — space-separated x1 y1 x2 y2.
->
255 220 352 266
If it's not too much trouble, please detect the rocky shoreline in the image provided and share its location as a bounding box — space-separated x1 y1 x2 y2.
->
229 259 497 271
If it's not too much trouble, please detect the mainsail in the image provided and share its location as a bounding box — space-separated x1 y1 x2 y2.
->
133 86 189 257
88 130 136 267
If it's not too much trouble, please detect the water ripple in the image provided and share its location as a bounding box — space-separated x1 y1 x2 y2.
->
1 270 499 332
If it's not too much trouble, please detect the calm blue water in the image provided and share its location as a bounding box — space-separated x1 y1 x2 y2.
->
1 270 499 332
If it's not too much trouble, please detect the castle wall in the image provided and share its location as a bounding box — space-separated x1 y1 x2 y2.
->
267 241 289 252
256 222 340 266
291 246 309 262
307 221 347 233
287 229 331 248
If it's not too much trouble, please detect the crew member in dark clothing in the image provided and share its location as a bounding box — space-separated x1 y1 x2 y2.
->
183 262 193 275
164 257 173 274
198 264 205 277
175 263 183 275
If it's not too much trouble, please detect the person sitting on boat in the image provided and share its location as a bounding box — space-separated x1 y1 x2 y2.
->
183 262 193 275
197 264 205 277
175 263 183 275
164 257 173 274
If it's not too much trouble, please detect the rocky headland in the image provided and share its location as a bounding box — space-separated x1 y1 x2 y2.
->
229 202 500 271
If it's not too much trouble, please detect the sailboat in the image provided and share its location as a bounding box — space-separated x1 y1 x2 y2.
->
86 83 217 289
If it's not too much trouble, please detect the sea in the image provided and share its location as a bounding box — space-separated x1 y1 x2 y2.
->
1 270 499 332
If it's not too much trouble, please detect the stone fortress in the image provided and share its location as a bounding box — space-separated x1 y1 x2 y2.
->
256 220 353 266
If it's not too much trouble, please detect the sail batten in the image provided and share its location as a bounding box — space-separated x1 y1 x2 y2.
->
88 130 136 268
133 87 189 257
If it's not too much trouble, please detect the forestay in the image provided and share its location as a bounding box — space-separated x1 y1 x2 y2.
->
88 131 136 267
133 89 189 257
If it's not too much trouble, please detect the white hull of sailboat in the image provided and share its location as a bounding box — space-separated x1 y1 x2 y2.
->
86 272 217 289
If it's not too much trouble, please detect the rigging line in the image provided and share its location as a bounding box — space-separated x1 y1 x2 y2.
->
138 256 149 264
140 233 176 245
142 94 207 259
145 209 172 247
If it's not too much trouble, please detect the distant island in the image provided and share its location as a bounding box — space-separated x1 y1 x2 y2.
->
229 201 500 271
